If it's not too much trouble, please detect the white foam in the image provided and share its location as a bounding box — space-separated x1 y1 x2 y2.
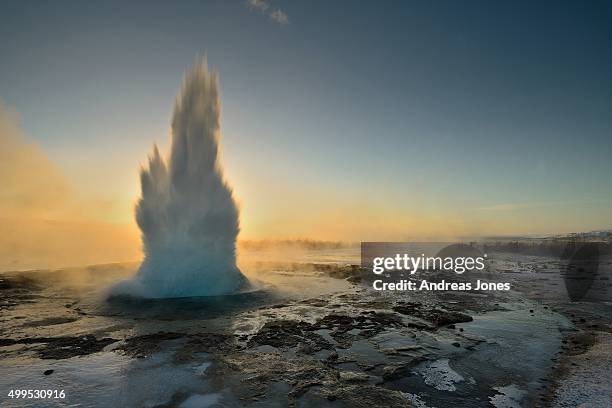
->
415 358 464 391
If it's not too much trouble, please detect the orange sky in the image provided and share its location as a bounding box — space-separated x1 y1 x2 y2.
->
1 99 609 270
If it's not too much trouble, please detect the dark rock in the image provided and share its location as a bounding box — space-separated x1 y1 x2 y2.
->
393 302 473 328
0 335 117 359
339 371 369 382
325 351 339 364
247 320 332 353
223 351 336 401
118 332 184 358
382 357 427 381
0 275 43 311
119 331 232 359
319 384 412 408
22 316 79 327
311 313 404 347
43 369 54 375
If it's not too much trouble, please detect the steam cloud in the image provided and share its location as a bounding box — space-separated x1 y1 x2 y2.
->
114 61 247 298
0 101 140 270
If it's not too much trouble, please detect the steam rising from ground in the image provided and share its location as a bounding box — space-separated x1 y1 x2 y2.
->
114 61 246 298
0 101 140 271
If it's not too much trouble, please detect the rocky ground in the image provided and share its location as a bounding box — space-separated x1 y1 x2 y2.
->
0 253 610 407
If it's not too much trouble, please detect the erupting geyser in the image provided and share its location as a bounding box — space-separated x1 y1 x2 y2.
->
113 60 247 298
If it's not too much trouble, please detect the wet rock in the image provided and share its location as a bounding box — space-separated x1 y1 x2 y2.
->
356 300 393 310
319 384 411 407
325 351 339 364
382 364 409 381
43 369 54 375
247 320 333 353
222 352 337 400
339 371 369 382
0 339 17 347
393 302 473 328
249 313 404 353
0 335 117 359
359 362 384 372
22 316 79 327
313 312 404 347
407 321 430 330
119 331 232 359
382 358 426 381
296 342 316 354
381 344 425 356
0 275 43 311
118 332 184 358
564 332 597 356
298 298 328 307
269 303 289 309
174 333 234 362
315 264 363 282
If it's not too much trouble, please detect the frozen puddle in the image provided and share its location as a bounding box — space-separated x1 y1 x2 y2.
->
0 350 214 407
402 392 437 408
414 358 464 391
180 392 222 408
385 302 571 407
489 384 526 408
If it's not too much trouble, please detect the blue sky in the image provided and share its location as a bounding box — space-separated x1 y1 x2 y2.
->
1 0 611 239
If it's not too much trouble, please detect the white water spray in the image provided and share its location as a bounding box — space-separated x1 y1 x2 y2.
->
114 60 246 298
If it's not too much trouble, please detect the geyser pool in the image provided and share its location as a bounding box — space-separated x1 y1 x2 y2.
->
113 60 247 298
